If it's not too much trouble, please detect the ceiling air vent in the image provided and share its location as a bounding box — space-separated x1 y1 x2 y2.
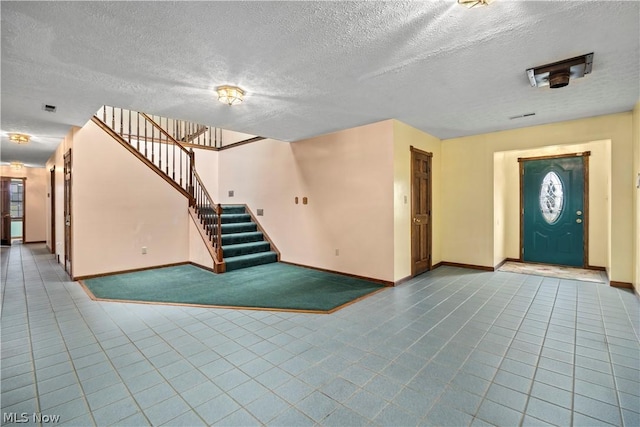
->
509 113 536 120
43 104 57 113
526 53 593 89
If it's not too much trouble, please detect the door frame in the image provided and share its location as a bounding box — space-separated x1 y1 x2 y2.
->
64 149 72 276
1 178 12 246
1 177 26 244
50 166 56 253
518 151 590 267
410 146 433 276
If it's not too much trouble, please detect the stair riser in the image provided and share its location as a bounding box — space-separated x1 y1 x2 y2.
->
206 223 257 234
199 214 251 224
197 207 246 215
225 252 278 271
221 233 264 245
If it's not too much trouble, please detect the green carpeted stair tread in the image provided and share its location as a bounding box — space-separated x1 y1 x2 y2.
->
221 231 264 245
199 213 251 224
222 241 271 257
220 214 252 224
206 222 257 234
224 251 278 271
221 205 246 214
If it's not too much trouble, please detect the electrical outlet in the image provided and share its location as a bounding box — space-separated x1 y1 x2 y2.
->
404 195 407 204
228 190 234 197
142 246 147 254
335 249 339 256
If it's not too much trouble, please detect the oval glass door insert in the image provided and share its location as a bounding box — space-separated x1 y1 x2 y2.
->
539 171 564 224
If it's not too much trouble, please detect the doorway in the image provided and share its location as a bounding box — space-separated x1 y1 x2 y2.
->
519 152 589 267
1 177 25 245
411 146 432 276
50 167 56 253
64 150 72 275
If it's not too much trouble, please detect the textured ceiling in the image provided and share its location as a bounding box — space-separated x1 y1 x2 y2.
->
2 1 639 166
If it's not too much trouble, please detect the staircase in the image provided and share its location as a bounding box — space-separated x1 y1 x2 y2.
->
208 205 278 271
94 105 279 273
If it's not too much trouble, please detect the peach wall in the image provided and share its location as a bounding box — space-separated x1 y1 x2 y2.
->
193 148 219 201
392 121 442 281
0 165 47 243
217 121 395 282
443 113 633 283
494 141 611 270
71 120 189 278
189 215 214 270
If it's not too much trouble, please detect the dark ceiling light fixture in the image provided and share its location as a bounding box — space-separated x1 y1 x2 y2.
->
527 53 593 89
42 104 57 112
458 0 494 8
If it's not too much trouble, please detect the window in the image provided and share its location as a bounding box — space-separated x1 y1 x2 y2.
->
10 180 24 218
539 171 563 224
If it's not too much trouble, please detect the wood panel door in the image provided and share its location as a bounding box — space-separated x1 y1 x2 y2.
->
411 147 432 276
64 150 72 275
1 178 10 246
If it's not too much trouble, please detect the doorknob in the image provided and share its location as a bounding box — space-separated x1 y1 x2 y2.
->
413 218 421 224
576 210 582 216
576 218 583 224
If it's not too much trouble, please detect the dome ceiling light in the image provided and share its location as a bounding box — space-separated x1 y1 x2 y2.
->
216 85 245 106
458 0 494 8
8 133 30 144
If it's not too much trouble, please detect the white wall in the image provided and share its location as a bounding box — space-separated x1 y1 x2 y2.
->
0 165 48 243
494 141 611 269
217 121 396 282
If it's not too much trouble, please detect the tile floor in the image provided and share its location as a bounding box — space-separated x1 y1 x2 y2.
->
1 243 639 427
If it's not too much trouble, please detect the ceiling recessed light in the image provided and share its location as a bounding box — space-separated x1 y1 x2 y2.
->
216 85 244 106
458 0 494 8
8 133 30 144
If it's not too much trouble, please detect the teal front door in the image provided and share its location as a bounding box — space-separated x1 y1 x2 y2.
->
521 154 587 267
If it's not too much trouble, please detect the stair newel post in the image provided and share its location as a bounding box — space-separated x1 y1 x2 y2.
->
189 149 195 206
216 204 223 261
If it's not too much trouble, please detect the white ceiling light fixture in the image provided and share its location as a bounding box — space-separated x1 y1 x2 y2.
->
458 0 494 8
8 133 30 144
216 85 245 106
10 161 24 170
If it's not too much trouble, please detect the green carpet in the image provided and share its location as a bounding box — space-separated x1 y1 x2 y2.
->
82 263 386 312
